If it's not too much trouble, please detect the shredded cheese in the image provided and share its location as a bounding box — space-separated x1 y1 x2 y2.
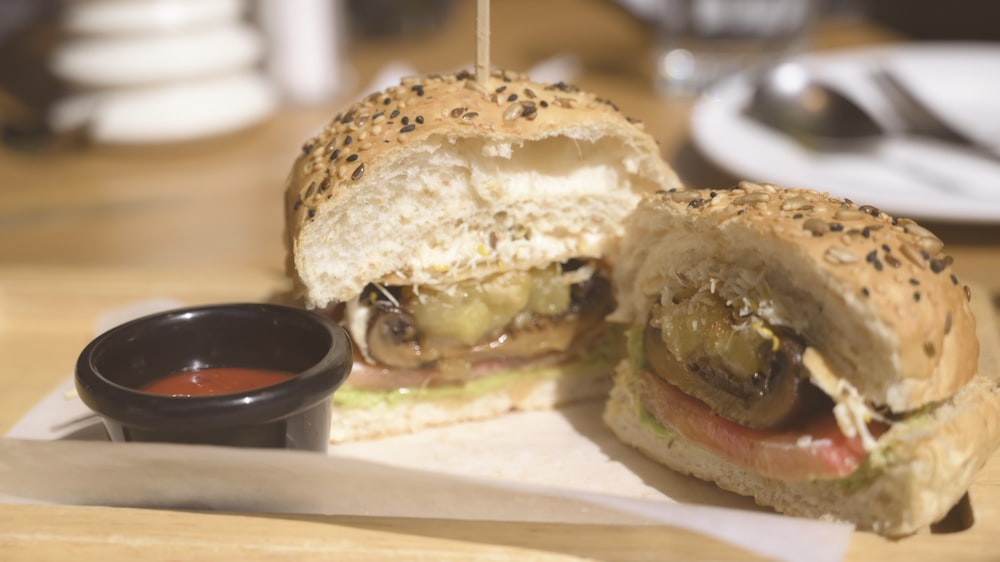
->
345 298 374 363
802 347 888 452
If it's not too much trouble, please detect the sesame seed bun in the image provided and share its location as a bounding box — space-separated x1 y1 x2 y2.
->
284 69 681 308
609 181 978 412
603 181 998 535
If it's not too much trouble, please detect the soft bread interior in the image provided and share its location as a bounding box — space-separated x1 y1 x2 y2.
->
286 70 681 309
294 134 662 307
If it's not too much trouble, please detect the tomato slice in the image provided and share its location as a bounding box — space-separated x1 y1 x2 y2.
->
638 369 873 481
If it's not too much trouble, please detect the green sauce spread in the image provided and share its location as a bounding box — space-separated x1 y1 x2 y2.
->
333 326 625 409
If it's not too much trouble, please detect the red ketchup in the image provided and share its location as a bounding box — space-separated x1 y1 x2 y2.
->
140 367 295 397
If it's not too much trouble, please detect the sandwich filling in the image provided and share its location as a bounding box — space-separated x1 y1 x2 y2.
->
637 286 887 481
324 259 615 401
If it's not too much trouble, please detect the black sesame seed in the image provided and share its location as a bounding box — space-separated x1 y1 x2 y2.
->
344 135 353 145
352 163 365 181
862 287 870 297
737 209 746 215
329 148 340 161
293 199 302 210
920 249 931 260
507 93 518 102
383 97 391 105
709 191 718 198
416 115 424 124
929 258 946 273
540 100 549 108
548 81 580 93
881 244 891 253
866 250 878 263
411 84 425 96
319 177 330 192
951 274 959 285
914 291 921 302
862 227 871 238
341 113 354 124
346 153 359 162
390 109 400 118
792 213 803 219
495 85 507 93
450 107 466 118
605 100 620 111
885 254 901 268
909 278 920 285
400 124 416 133
401 116 410 125
302 143 314 154
307 208 316 219
827 223 843 231
873 259 884 271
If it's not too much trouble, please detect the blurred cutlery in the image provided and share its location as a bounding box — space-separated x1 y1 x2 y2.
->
870 68 1000 158
746 61 1000 160
745 61 884 150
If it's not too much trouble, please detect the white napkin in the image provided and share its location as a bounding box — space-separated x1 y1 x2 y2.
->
3 299 854 562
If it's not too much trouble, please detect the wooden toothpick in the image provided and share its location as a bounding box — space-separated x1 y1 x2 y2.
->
476 0 490 88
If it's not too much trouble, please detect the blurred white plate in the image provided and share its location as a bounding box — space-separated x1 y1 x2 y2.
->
51 22 263 87
50 71 277 144
63 0 245 35
691 43 1000 223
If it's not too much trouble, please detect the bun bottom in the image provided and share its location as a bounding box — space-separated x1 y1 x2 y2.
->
329 358 615 443
603 356 1000 537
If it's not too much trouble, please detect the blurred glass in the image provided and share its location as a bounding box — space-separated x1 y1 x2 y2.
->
346 0 454 39
646 0 820 96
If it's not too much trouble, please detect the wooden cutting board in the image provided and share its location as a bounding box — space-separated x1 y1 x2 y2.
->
1 265 998 562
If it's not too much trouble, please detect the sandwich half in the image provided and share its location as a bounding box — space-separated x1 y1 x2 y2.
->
604 181 1000 536
284 69 681 441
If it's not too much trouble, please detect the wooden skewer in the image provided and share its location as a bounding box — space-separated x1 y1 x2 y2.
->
476 0 490 88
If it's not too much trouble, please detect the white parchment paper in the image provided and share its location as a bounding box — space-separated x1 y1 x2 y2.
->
1 299 855 562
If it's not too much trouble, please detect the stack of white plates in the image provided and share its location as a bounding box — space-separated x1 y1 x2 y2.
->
49 0 277 144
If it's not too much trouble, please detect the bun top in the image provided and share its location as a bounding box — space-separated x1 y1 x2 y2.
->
284 69 680 307
611 181 978 412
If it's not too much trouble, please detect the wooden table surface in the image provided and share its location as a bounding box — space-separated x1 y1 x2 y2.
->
2 2 1000 560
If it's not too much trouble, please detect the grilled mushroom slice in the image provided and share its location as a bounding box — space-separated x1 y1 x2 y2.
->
644 323 828 429
366 303 436 369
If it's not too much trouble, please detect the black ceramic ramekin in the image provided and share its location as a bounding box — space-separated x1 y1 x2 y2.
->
75 303 352 452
